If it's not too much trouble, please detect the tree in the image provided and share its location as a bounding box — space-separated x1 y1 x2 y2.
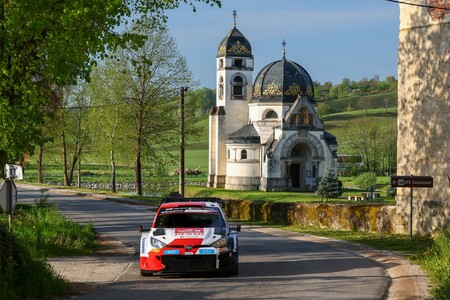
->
358 96 371 115
95 25 197 196
54 84 92 186
316 167 342 202
345 119 382 174
0 0 221 176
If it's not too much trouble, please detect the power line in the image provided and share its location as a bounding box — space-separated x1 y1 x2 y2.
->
386 0 450 11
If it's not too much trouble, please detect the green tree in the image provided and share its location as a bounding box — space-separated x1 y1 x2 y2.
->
0 0 221 176
93 25 197 195
317 103 332 117
316 167 342 202
354 172 377 190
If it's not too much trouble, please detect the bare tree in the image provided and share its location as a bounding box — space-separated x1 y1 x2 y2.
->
358 96 371 115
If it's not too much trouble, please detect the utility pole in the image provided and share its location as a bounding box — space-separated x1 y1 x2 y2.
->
179 87 188 196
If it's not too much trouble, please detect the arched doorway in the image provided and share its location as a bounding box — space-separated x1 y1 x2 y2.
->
290 143 312 191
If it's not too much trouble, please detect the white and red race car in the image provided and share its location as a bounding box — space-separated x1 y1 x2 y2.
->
139 198 240 276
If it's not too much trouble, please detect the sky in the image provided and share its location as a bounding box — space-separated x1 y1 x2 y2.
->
165 0 400 89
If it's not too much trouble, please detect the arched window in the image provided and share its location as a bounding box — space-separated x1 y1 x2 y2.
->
264 110 278 119
218 76 224 99
308 115 314 126
241 149 247 160
233 76 243 98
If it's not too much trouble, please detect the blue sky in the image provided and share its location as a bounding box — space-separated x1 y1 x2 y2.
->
166 0 399 88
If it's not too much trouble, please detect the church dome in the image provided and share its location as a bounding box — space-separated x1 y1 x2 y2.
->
217 26 252 58
252 51 314 103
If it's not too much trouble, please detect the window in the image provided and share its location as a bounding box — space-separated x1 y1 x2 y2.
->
233 59 243 67
218 76 224 99
264 110 278 119
232 75 244 99
241 149 247 160
219 59 224 68
227 149 230 159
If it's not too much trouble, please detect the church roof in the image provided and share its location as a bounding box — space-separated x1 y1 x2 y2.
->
217 13 252 58
323 131 337 146
227 124 260 144
252 44 315 104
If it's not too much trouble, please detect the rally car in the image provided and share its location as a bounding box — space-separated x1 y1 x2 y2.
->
138 198 240 276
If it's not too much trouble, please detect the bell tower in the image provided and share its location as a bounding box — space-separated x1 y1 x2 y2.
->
208 11 254 188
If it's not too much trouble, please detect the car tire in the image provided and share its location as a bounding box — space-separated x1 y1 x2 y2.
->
228 252 239 275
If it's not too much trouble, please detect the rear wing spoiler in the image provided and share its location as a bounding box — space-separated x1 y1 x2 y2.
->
160 195 224 207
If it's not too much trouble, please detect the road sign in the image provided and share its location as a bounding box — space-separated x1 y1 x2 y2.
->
391 176 433 188
0 179 17 214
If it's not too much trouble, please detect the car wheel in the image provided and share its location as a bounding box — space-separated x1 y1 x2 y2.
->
228 252 239 275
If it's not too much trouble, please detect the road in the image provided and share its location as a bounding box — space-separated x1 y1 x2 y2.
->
17 185 417 300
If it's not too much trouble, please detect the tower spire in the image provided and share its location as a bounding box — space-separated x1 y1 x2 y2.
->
282 39 286 59
233 10 237 27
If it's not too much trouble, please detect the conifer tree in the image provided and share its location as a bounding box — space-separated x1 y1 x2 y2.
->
317 167 342 202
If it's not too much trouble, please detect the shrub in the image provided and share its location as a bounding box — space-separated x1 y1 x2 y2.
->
354 172 377 190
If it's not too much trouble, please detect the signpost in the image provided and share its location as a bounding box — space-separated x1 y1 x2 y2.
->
391 175 433 240
0 178 18 231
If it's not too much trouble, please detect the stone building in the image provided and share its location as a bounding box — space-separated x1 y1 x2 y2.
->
397 1 450 235
207 14 337 192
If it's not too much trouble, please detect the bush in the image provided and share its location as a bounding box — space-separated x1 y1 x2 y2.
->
354 172 377 190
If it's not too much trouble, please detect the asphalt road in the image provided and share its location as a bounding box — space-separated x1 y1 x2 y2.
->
17 186 396 299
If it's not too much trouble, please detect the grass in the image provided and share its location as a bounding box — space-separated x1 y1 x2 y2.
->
0 193 97 299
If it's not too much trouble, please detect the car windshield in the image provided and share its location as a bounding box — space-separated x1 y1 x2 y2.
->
155 207 225 228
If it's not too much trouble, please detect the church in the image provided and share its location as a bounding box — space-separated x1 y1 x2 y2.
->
207 13 338 192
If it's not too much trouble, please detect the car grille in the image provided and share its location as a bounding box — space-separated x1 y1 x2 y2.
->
161 255 217 272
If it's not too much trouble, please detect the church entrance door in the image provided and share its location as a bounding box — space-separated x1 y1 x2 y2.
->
290 163 306 191
290 143 311 192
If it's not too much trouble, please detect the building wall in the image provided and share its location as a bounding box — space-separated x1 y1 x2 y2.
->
397 2 450 235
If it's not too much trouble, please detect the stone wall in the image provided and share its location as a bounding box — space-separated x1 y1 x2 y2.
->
397 2 450 235
223 200 398 234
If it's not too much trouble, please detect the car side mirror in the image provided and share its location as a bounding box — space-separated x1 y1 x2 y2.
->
138 225 147 233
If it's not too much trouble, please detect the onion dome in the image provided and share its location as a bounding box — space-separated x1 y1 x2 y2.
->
253 41 314 103
217 11 252 58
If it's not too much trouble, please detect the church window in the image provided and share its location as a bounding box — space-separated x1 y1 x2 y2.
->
296 108 307 125
264 110 278 119
241 149 247 160
219 76 224 99
308 115 314 126
219 59 224 68
227 149 230 159
233 59 243 67
231 75 246 100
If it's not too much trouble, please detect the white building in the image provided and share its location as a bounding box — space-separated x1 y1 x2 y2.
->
208 15 338 192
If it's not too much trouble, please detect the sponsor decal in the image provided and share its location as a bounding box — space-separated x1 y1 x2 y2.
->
141 237 147 254
198 248 215 255
164 250 180 255
175 228 204 237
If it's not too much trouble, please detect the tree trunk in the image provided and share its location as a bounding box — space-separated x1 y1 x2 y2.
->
0 150 7 178
110 145 116 193
135 136 142 196
62 131 70 186
37 146 44 183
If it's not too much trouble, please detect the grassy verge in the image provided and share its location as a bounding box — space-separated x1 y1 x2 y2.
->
0 197 97 299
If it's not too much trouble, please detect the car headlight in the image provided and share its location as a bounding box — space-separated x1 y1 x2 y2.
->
150 237 167 249
211 237 228 248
